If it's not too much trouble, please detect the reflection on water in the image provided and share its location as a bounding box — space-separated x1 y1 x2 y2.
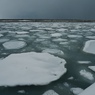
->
0 22 95 95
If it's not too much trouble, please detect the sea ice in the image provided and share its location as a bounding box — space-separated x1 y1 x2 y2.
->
80 70 94 80
79 83 95 95
3 40 26 49
15 34 30 38
0 38 9 43
88 66 95 72
0 34 3 37
16 31 29 34
51 33 62 37
0 52 67 86
77 61 91 64
68 35 82 38
42 49 64 55
57 29 67 32
83 40 95 54
18 90 25 94
86 36 95 39
42 90 59 95
52 38 66 42
68 77 74 80
70 87 83 95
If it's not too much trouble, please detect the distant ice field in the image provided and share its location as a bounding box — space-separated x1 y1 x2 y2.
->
0 22 95 95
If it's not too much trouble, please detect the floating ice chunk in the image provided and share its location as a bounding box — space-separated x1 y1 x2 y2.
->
51 33 62 37
35 38 46 42
18 90 25 94
0 34 3 37
78 83 95 95
70 40 77 43
71 30 78 32
0 38 9 43
70 87 83 95
80 70 94 80
60 42 68 45
57 29 67 32
86 36 95 39
42 90 59 95
68 35 82 38
68 77 74 80
0 30 8 33
3 40 26 49
83 40 95 54
21 27 31 30
16 31 29 34
42 49 64 55
90 29 95 31
0 52 66 86
15 34 30 38
77 61 91 64
52 38 66 42
88 66 95 72
29 30 43 32
63 82 69 87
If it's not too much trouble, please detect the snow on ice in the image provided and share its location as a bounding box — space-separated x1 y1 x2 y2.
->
0 52 67 86
83 40 95 54
42 90 59 95
3 40 26 49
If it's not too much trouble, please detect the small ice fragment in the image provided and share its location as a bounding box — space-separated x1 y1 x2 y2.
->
51 33 62 37
77 61 91 64
18 90 25 94
43 90 59 95
80 70 94 80
83 40 95 54
70 87 83 95
68 77 74 80
88 66 95 72
3 40 26 49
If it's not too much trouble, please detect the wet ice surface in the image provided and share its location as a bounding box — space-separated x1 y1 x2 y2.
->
0 52 66 86
0 22 95 95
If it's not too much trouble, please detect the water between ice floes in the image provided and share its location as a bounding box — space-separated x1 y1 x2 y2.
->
0 22 95 95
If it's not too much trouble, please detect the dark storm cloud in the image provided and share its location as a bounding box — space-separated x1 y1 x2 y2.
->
0 0 95 19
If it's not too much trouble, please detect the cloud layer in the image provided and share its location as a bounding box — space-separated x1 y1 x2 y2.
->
0 0 95 19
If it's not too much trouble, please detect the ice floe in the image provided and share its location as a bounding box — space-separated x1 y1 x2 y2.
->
51 33 62 37
15 31 29 34
42 49 64 55
52 38 67 42
0 38 9 43
63 82 69 87
80 70 94 80
79 83 95 95
88 66 95 72
18 90 25 94
70 87 83 95
68 35 82 38
83 40 95 54
42 90 59 95
57 29 67 32
3 40 26 49
68 77 74 80
86 36 95 39
77 61 91 64
0 34 3 37
0 52 67 86
15 34 30 38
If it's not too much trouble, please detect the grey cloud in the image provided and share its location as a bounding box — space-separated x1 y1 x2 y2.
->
0 0 95 19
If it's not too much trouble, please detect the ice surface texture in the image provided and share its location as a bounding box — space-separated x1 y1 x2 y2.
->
0 52 66 86
83 40 95 54
3 40 26 49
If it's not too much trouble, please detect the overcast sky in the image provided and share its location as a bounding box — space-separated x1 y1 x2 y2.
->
0 0 95 20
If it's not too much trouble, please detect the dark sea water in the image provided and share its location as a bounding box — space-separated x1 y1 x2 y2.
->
0 22 95 95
